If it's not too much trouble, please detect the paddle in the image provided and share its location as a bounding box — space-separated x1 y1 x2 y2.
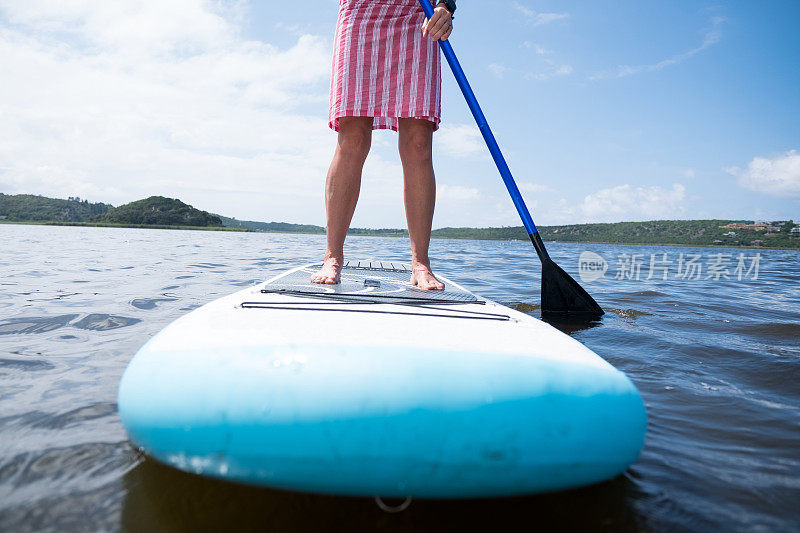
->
418 1 603 320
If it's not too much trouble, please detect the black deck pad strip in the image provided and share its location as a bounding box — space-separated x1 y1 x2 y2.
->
242 300 508 319
240 302 510 321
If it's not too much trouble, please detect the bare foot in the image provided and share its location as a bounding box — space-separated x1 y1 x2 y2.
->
410 262 444 291
311 256 342 284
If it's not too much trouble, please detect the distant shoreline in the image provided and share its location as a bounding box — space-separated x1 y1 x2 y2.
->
0 220 249 232
4 219 798 251
4 193 797 250
537 240 797 252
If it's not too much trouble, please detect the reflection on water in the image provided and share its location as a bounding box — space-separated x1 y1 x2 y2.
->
118 458 644 533
1 224 799 531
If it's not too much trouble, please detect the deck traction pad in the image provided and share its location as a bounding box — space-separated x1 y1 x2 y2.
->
263 261 479 303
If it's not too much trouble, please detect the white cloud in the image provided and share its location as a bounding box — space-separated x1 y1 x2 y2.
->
519 182 555 194
590 16 725 80
488 62 509 78
527 63 572 80
437 184 480 201
0 1 243 54
435 124 484 158
534 44 551 55
542 183 687 224
520 42 551 55
579 183 687 220
512 2 569 26
0 0 341 224
726 150 800 198
492 61 572 82
507 40 572 81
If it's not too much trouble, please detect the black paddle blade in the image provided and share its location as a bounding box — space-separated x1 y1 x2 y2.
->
529 232 604 320
540 258 604 319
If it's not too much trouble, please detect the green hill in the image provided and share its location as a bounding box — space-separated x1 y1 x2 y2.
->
0 193 222 228
0 193 112 222
216 215 408 237
216 215 324 234
431 226 525 240
433 219 799 249
92 196 222 227
216 217 799 249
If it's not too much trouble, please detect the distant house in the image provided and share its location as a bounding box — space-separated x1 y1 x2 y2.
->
775 222 786 226
791 227 800 235
0 215 6 220
723 231 737 237
765 226 781 233
712 239 723 244
754 220 769 225
752 240 764 246
721 222 767 231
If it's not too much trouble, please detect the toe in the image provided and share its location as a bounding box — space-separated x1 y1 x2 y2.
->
421 276 444 291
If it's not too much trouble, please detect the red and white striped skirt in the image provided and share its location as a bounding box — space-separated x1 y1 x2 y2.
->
329 0 441 132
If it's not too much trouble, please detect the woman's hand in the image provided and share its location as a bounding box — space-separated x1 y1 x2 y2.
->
421 5 453 41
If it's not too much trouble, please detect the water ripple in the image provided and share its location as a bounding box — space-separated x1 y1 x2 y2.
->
72 314 141 331
0 315 78 335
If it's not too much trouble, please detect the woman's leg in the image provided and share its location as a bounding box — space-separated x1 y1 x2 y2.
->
398 118 444 290
311 117 373 284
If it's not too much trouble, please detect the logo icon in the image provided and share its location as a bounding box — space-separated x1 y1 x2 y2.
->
578 251 608 283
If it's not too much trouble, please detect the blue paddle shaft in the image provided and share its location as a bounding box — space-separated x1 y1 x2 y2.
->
418 1 537 235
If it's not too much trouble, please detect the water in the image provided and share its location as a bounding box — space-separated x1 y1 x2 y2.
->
1 224 798 532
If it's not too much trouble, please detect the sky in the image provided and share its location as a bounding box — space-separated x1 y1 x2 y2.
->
1 0 798 228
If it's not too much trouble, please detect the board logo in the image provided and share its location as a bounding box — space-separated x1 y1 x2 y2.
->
578 251 608 283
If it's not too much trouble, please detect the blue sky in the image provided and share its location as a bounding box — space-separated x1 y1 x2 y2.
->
1 1 798 228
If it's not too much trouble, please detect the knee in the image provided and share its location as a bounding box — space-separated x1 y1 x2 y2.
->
400 130 433 163
337 120 372 160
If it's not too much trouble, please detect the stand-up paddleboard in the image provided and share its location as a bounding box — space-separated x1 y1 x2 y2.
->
118 261 647 498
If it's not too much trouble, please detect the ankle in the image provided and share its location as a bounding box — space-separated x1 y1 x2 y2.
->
324 251 344 263
411 256 431 268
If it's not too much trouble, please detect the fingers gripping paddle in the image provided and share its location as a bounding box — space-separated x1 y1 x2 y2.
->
418 0 603 320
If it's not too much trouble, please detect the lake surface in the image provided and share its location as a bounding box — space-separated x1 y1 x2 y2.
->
1 224 798 532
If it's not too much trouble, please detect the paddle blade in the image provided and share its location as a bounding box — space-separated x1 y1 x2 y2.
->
527 232 604 320
540 259 604 320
